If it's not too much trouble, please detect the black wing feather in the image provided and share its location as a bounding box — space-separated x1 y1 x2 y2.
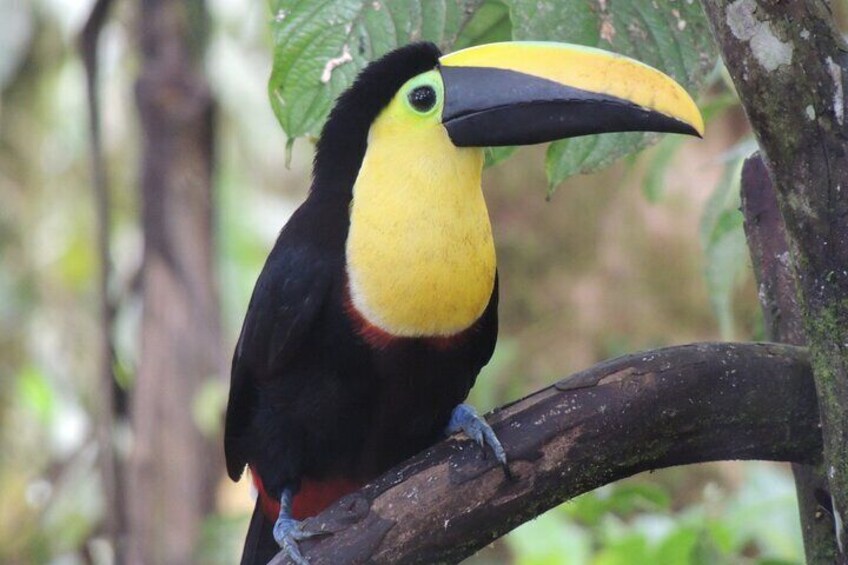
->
224 214 336 481
239 499 279 565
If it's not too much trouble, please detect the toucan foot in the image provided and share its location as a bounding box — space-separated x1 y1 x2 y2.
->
446 403 512 479
272 516 323 565
272 487 325 565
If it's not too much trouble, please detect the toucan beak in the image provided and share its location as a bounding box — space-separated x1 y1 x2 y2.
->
439 42 704 147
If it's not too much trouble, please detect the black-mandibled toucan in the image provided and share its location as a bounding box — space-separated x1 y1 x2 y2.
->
225 41 703 564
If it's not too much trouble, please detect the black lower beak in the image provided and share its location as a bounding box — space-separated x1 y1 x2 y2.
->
440 66 701 147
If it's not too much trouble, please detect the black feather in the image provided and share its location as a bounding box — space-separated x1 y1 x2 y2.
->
239 500 278 565
225 42 442 483
312 42 441 197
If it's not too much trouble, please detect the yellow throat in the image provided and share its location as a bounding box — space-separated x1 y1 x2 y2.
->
346 72 496 337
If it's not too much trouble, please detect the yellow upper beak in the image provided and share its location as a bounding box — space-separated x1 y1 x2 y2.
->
439 41 704 147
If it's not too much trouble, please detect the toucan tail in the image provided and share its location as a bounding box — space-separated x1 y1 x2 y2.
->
240 500 279 565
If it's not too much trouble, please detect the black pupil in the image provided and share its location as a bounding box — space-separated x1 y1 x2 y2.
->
408 85 436 112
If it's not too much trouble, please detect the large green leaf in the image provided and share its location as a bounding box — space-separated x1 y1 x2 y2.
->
504 0 716 190
269 0 716 186
699 147 751 340
268 0 485 140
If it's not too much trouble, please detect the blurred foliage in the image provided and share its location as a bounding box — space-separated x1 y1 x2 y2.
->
699 140 751 340
500 464 803 565
0 0 803 563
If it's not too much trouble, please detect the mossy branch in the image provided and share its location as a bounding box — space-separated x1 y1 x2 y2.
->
268 342 821 564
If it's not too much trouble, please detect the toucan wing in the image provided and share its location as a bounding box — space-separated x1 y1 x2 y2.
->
224 217 337 481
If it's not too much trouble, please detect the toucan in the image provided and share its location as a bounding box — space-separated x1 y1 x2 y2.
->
225 41 703 565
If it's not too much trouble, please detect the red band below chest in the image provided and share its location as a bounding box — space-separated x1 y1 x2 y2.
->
251 467 362 521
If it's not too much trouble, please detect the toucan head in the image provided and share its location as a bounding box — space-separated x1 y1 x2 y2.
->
313 41 702 189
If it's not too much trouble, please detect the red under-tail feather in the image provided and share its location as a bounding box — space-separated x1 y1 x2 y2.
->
250 467 361 521
240 470 362 565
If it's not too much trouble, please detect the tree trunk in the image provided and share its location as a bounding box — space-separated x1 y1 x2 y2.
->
700 0 848 556
741 154 837 562
128 1 222 563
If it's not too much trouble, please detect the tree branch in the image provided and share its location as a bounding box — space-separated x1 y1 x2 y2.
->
266 342 820 564
78 0 126 554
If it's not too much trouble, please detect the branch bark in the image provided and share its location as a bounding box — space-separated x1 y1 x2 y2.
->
78 0 127 556
700 0 848 554
741 154 836 561
265 342 820 564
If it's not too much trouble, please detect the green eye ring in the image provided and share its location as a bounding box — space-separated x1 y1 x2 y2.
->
399 70 443 117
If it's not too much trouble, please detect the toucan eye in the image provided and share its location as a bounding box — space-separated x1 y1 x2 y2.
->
408 85 437 113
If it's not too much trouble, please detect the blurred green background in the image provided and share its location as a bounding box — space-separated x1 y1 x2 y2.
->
0 0 809 563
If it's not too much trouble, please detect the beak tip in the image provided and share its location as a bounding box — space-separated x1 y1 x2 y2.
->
688 106 705 139
677 109 704 139
690 123 705 139
693 116 706 139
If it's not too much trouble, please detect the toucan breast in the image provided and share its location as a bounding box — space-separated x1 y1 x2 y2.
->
345 118 495 338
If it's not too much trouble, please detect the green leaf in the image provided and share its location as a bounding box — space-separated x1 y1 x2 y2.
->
484 145 517 168
705 520 735 555
595 535 652 565
641 136 684 203
504 0 716 190
508 509 591 565
655 526 698 564
268 0 485 140
545 132 650 197
454 0 512 49
607 483 671 515
192 378 229 437
16 365 55 424
470 337 518 410
197 513 252 565
721 465 805 561
700 156 748 339
565 491 612 526
269 0 715 187
564 483 670 527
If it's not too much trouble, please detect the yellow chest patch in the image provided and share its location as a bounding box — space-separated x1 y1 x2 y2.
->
346 112 495 337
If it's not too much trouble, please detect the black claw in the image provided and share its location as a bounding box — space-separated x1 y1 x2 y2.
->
501 461 516 482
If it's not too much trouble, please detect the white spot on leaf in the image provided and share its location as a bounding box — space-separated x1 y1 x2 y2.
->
321 45 353 84
600 19 616 42
598 0 615 43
